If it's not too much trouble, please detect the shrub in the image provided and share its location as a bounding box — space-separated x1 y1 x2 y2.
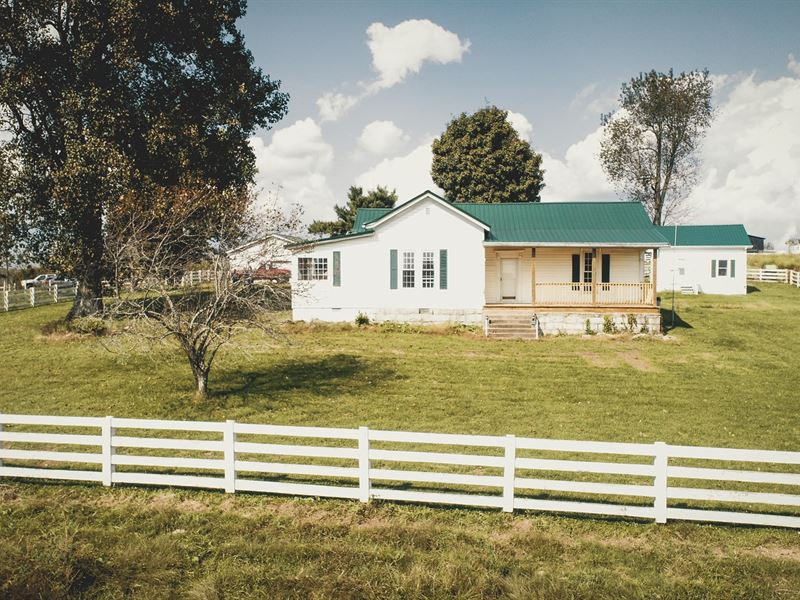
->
602 315 616 334
626 314 638 332
584 319 595 335
354 312 370 327
67 317 109 336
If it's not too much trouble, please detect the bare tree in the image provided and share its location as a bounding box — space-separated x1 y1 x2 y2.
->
104 184 302 400
599 69 714 225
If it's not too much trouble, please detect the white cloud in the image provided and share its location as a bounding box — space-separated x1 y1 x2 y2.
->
569 82 617 120
788 53 800 77
506 111 533 142
357 120 410 155
355 140 443 203
317 19 470 121
541 73 800 249
365 19 470 92
317 92 360 123
540 126 614 202
569 83 599 110
250 118 336 221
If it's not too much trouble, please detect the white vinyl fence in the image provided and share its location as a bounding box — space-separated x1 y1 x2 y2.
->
1 414 798 529
747 268 800 287
181 270 213 287
2 285 78 312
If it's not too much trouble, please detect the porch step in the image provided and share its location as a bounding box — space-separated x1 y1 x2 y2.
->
485 312 539 340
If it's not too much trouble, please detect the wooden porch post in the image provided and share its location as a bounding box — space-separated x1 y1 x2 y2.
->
591 249 599 305
531 248 536 305
651 249 658 305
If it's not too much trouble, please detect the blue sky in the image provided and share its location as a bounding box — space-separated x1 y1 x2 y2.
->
240 1 800 247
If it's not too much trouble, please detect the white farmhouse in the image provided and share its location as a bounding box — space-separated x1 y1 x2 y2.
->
289 191 753 336
655 225 751 295
228 233 301 275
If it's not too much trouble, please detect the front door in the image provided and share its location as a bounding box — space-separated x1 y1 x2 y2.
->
500 258 518 301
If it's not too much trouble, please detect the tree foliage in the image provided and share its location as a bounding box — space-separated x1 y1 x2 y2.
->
599 69 714 225
104 184 300 399
431 106 544 203
308 186 397 236
0 0 288 315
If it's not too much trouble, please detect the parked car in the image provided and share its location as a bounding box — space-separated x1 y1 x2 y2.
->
51 276 76 288
22 274 56 288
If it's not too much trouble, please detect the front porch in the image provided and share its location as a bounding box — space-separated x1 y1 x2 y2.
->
484 246 659 309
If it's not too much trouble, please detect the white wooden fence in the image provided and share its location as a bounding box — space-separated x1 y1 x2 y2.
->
747 268 800 287
2 285 78 312
0 413 798 528
181 270 213 287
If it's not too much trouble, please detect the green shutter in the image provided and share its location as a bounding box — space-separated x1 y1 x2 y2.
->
711 260 717 278
390 249 398 289
439 249 448 289
571 254 581 283
601 254 611 283
332 251 341 286
730 259 736 278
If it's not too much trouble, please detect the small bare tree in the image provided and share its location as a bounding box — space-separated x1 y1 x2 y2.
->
104 183 302 399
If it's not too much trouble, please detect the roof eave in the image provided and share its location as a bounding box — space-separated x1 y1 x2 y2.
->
483 241 670 248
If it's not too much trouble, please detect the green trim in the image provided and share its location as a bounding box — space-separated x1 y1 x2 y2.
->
332 251 341 287
711 260 717 278
390 249 398 290
439 249 448 290
730 259 736 278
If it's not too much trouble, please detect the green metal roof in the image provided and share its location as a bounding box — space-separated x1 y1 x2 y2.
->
353 200 671 246
352 207 394 233
657 225 752 247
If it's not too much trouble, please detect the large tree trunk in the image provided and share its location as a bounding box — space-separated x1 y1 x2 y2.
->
192 363 210 400
68 206 105 319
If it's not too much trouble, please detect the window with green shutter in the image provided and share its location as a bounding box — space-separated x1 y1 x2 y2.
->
332 251 341 287
730 259 736 278
439 249 448 289
390 249 398 289
711 259 717 278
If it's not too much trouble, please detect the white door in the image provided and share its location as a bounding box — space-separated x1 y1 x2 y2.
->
500 258 518 301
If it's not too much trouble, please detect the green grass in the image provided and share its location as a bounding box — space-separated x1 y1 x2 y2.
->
1 283 799 599
748 253 800 271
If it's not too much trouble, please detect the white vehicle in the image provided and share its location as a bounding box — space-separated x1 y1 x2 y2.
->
22 274 56 288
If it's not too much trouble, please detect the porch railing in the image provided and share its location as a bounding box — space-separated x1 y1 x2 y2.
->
535 283 655 306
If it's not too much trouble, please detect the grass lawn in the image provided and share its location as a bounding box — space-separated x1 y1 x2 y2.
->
1 283 799 598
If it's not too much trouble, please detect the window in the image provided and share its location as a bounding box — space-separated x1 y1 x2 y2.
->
298 258 312 281
422 251 435 288
583 252 593 291
298 257 328 281
402 252 415 288
717 259 728 277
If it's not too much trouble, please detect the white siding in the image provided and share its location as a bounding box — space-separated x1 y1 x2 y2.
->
292 196 487 322
656 246 748 295
229 236 294 271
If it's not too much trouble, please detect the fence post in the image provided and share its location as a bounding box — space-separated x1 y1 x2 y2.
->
52 284 58 303
653 441 668 524
0 414 4 468
3 290 7 312
503 434 516 513
102 416 114 487
358 426 370 503
224 419 236 494
29 287 35 307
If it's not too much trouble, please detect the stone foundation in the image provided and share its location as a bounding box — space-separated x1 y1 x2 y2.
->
534 311 662 336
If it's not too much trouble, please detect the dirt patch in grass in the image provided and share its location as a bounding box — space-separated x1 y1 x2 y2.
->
581 351 616 369
618 350 658 372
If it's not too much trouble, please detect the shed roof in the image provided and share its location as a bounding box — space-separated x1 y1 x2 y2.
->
656 225 752 247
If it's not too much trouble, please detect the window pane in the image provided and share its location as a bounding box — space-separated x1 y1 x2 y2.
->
422 251 435 288
313 257 328 280
298 258 312 281
402 252 415 288
583 252 593 284
718 259 728 277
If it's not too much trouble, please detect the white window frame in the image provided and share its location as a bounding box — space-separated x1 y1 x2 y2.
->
422 251 435 289
402 251 415 288
298 257 328 281
717 259 728 277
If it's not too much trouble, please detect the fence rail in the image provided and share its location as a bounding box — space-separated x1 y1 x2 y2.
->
2 285 78 312
747 268 800 287
0 413 798 528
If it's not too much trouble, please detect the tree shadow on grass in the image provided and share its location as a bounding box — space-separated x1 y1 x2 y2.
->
212 353 400 403
660 308 692 332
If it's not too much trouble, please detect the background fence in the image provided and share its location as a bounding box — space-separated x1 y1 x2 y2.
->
747 268 800 287
0 413 798 529
2 285 78 312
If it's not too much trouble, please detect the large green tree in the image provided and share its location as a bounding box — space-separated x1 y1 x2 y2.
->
431 106 544 203
0 0 288 316
599 69 713 225
308 186 397 236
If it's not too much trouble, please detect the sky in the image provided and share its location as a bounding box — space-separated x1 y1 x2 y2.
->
240 1 800 249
